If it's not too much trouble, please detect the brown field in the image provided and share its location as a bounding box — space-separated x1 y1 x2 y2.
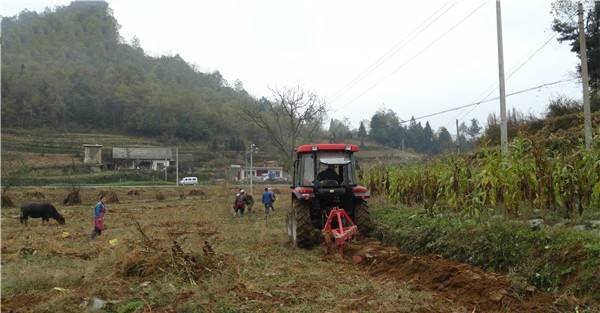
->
2 152 82 169
0 186 579 312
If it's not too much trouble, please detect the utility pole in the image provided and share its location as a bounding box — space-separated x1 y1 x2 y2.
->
456 119 460 153
579 1 593 150
175 147 179 186
496 0 508 155
249 144 257 196
401 135 405 152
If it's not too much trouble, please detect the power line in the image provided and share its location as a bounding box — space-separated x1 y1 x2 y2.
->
451 10 580 124
452 33 558 124
329 2 457 103
340 1 488 110
398 78 577 124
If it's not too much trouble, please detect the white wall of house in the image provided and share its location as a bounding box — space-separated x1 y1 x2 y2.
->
152 160 170 170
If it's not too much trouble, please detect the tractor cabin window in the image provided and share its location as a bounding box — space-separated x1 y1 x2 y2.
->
316 152 356 186
300 153 315 186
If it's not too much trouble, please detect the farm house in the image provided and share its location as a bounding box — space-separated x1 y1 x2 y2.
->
112 147 173 171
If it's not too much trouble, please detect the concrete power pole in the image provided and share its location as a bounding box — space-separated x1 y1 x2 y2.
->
175 146 179 186
579 2 593 150
250 147 253 196
249 144 257 196
456 119 460 153
164 158 168 181
496 0 508 155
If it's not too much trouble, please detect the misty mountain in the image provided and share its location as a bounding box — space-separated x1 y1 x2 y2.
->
1 1 263 143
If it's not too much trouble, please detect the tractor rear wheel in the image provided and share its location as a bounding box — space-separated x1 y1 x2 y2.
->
354 202 373 236
290 199 321 248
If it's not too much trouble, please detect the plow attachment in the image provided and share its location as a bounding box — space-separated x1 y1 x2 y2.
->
322 207 358 254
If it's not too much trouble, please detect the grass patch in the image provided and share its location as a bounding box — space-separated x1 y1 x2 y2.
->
371 206 600 300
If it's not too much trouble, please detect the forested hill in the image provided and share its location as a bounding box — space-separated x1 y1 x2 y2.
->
1 1 262 144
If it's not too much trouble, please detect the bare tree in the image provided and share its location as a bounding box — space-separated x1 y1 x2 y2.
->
242 85 327 167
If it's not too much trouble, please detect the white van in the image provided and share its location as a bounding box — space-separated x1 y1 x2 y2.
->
180 177 198 185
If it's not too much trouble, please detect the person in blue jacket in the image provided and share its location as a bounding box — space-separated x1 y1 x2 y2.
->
90 195 107 239
262 187 275 214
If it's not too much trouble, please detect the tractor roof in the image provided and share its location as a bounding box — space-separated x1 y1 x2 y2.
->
296 144 359 153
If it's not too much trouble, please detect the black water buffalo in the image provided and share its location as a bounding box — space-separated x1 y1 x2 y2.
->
20 202 65 225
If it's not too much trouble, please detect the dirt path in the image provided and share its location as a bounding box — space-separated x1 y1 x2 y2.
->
0 187 576 312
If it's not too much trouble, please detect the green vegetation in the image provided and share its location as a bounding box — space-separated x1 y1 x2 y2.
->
365 137 600 218
371 206 600 300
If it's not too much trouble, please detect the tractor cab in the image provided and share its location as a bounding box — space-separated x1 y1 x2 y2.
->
287 144 372 249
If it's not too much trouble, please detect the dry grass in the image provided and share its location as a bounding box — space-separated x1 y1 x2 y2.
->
1 186 460 313
1 152 82 169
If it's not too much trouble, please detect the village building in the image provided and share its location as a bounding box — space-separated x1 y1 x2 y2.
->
112 147 173 171
227 160 284 181
82 144 103 165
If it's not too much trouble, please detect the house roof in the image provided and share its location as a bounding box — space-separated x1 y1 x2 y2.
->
112 147 173 160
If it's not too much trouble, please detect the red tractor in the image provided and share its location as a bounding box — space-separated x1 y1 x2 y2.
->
286 144 373 250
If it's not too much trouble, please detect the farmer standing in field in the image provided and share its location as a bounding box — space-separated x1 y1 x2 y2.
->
262 187 275 214
268 187 277 211
233 189 247 217
90 195 106 239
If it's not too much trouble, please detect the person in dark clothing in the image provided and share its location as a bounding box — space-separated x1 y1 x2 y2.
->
317 164 339 181
233 189 247 217
268 187 276 211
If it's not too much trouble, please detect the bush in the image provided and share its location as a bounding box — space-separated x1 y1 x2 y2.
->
546 97 582 118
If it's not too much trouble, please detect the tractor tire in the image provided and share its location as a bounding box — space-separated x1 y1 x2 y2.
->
291 199 322 248
354 202 373 236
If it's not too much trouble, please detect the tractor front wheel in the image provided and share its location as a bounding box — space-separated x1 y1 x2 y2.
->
354 201 373 236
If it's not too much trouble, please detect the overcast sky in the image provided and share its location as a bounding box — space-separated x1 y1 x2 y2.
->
1 0 583 130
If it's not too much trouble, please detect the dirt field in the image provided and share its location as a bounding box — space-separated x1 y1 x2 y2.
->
0 186 579 312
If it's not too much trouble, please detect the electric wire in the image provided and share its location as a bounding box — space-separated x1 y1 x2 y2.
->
340 1 488 110
398 78 578 124
329 1 458 103
452 33 558 123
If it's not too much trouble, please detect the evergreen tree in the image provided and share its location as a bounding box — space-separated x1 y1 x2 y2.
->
422 122 435 154
466 118 482 139
358 121 367 146
435 127 453 154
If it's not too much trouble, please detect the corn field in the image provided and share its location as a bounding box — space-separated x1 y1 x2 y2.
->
364 138 600 218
